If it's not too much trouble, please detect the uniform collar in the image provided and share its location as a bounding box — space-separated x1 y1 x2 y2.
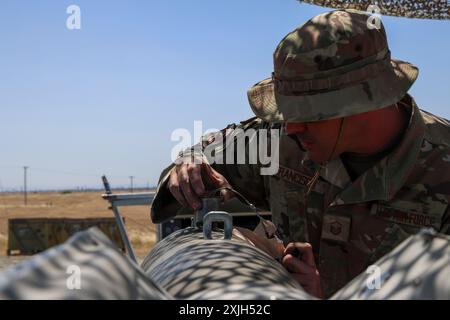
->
319 94 426 205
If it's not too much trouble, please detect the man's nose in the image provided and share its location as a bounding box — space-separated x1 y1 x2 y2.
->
285 122 307 135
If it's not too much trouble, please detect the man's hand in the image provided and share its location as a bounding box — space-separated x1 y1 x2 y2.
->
167 158 233 210
282 242 324 299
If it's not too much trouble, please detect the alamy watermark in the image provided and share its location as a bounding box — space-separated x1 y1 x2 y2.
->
170 121 280 176
66 264 82 290
362 264 394 298
66 5 81 30
365 264 382 290
366 5 382 30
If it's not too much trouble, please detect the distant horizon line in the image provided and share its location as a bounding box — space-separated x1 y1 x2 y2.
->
0 186 158 194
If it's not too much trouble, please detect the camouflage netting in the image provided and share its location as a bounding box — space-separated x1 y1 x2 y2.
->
298 0 450 20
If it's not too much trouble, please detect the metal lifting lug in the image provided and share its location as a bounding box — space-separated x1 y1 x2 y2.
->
192 197 221 228
202 211 233 240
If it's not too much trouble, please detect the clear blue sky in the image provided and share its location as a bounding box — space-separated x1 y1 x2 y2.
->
0 0 449 191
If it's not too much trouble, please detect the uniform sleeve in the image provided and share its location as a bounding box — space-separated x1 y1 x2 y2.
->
151 117 274 223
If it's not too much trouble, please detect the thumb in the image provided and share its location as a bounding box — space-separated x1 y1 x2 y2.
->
201 162 223 187
201 163 234 201
219 188 234 202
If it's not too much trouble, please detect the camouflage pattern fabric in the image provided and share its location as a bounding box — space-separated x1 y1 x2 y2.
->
152 9 450 298
331 229 450 299
298 0 450 20
247 10 418 123
142 228 312 300
0 228 171 300
152 95 450 297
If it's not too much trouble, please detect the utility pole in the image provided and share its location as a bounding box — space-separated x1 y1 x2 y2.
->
23 166 28 206
129 176 134 193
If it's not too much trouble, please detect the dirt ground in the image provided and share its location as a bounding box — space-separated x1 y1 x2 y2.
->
0 191 156 270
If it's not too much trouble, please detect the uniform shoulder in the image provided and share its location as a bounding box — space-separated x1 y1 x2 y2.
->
238 116 274 130
201 117 274 149
420 109 450 148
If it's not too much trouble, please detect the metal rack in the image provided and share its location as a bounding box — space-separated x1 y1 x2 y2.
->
101 175 155 264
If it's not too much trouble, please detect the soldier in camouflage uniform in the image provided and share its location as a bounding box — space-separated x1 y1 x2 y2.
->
151 10 450 298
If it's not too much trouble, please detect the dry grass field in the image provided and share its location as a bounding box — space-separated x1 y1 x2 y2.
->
0 191 157 260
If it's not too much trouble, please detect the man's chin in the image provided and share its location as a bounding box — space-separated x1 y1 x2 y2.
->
308 151 342 164
307 152 329 164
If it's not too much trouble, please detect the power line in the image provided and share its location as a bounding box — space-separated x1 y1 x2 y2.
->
0 164 133 179
129 176 134 193
23 166 28 206
31 167 115 178
0 178 11 218
0 164 152 191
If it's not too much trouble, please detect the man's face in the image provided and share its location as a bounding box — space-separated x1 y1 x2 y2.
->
285 118 344 163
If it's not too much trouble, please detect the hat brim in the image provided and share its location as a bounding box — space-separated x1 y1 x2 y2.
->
247 59 419 123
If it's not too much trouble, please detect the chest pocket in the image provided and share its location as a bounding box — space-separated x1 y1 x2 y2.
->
368 197 448 263
269 164 327 244
284 190 307 243
268 175 306 245
268 178 307 244
284 189 325 246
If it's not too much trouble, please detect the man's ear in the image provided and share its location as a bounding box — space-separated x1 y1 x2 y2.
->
346 112 369 135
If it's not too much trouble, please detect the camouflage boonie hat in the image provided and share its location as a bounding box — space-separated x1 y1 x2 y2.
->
247 10 419 123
